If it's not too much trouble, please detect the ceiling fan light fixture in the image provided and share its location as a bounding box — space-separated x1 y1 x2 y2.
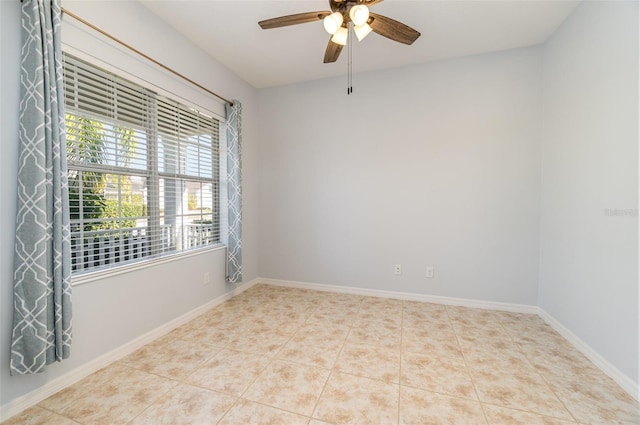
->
331 26 349 45
354 23 372 41
349 5 369 26
258 0 421 70
323 12 343 35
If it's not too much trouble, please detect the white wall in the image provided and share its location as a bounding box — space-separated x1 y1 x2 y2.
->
0 0 258 410
257 47 543 305
539 0 639 389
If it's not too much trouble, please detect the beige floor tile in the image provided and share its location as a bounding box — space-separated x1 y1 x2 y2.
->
358 298 403 323
293 322 350 343
55 365 177 424
318 294 363 310
347 320 401 348
499 317 555 334
277 337 343 369
244 360 330 416
164 319 207 338
38 366 115 412
403 299 446 309
463 345 537 375
502 323 571 348
218 399 309 425
128 383 236 424
361 296 404 309
519 343 609 384
402 305 451 328
252 302 310 318
320 298 362 309
546 375 640 425
358 305 403 318
225 329 290 356
208 306 263 326
244 318 302 336
402 327 462 358
1 406 79 425
482 404 579 425
355 309 403 327
164 322 237 347
402 316 454 332
217 301 257 315
446 306 505 322
198 305 236 321
315 304 361 318
527 326 572 343
308 309 358 328
495 311 546 326
215 315 260 333
245 320 299 338
399 386 487 425
453 322 513 342
313 372 399 425
7 285 635 425
457 334 524 357
401 351 477 400
187 348 271 395
471 369 573 421
118 336 220 380
335 342 401 383
450 311 508 329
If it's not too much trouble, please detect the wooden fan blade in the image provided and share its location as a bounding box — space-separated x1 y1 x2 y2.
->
361 0 384 6
324 38 343 63
259 11 331 29
369 12 420 45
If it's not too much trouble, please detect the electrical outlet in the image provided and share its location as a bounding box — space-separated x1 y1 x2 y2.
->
394 264 402 275
425 267 434 278
203 272 210 284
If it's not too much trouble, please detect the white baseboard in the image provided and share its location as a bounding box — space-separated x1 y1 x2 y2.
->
258 278 539 314
259 278 639 401
538 308 639 401
0 278 260 422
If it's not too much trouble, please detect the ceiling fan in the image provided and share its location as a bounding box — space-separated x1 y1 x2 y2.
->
258 0 421 64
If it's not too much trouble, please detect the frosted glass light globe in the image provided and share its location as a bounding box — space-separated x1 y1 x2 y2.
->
349 5 369 26
323 12 344 35
331 26 348 45
354 23 372 41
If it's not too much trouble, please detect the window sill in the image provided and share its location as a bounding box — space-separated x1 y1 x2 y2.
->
70 243 226 286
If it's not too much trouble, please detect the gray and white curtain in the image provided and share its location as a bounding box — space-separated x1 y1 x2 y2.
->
11 0 72 375
224 101 242 284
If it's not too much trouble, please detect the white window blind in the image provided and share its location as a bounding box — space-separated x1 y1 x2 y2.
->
63 54 220 275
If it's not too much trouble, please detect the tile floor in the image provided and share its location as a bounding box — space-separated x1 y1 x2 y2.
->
4 284 639 425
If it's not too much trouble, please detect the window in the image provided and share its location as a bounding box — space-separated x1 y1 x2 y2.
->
63 54 220 275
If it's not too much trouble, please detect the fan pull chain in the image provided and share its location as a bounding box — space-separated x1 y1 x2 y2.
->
348 23 353 95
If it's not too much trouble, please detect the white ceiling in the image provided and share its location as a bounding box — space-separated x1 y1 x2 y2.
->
140 0 580 89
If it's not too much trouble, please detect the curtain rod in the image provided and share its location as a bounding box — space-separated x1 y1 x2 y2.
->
60 7 233 106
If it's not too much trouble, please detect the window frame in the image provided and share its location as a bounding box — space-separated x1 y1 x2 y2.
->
63 53 225 285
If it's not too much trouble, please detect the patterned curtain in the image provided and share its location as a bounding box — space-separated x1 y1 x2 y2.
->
11 0 72 375
224 101 242 284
